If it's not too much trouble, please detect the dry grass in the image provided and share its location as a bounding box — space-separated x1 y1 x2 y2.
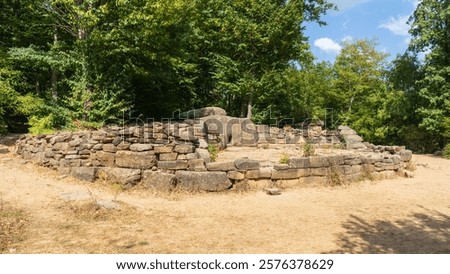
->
0 195 27 253
405 161 417 171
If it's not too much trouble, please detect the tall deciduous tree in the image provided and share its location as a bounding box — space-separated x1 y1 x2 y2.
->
409 0 450 145
189 0 334 118
332 39 392 143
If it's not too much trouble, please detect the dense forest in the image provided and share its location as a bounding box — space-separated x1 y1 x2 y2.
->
0 0 449 154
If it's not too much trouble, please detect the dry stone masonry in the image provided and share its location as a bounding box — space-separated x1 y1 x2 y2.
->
15 107 414 192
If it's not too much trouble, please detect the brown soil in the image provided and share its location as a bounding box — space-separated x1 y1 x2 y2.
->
0 146 449 254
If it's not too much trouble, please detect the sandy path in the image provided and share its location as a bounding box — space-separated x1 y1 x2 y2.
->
0 150 449 254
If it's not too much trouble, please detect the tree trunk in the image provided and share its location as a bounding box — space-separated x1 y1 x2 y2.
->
51 30 58 101
246 92 253 119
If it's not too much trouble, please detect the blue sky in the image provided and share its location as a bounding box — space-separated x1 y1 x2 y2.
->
304 0 420 63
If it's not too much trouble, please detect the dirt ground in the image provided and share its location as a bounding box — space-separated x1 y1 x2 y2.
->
0 145 449 254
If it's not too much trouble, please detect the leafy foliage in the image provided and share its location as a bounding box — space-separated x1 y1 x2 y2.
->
409 0 450 148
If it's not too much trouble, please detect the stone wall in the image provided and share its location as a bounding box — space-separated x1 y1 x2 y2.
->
15 121 414 192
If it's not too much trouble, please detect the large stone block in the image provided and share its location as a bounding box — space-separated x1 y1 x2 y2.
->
288 157 310 168
195 148 210 162
129 143 153 152
310 167 331 176
175 171 232 192
102 143 117 153
154 146 173 154
142 171 176 191
271 169 310 180
309 156 329 168
206 161 236 171
344 158 362 165
159 153 178 161
246 167 272 179
71 167 96 182
227 171 245 180
361 155 383 164
234 158 260 170
95 151 115 166
174 144 194 154
188 158 206 171
274 164 290 170
115 151 156 169
97 167 141 185
157 160 189 170
327 155 345 165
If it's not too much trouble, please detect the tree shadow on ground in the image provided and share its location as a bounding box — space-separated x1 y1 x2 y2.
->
330 207 450 253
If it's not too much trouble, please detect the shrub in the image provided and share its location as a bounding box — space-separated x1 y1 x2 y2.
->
443 144 450 159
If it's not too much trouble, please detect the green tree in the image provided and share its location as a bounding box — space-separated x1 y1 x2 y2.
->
409 0 450 147
189 0 334 118
332 39 392 143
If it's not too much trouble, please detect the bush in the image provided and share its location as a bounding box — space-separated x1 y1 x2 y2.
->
18 94 73 134
443 144 450 159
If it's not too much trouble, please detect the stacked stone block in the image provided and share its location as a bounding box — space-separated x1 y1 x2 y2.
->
15 122 414 192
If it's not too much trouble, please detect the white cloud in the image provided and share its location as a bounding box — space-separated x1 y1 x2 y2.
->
330 0 372 11
379 15 410 36
314 38 342 54
342 35 354 43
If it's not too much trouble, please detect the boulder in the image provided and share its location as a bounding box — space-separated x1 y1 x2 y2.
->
175 171 232 192
179 107 227 119
399 150 413 162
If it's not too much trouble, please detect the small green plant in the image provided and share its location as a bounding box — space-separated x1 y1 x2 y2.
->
208 144 219 162
279 152 289 164
303 143 316 157
443 144 450 159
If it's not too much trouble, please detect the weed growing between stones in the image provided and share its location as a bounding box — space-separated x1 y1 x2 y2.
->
329 165 345 186
279 152 289 164
303 143 316 157
208 144 219 162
